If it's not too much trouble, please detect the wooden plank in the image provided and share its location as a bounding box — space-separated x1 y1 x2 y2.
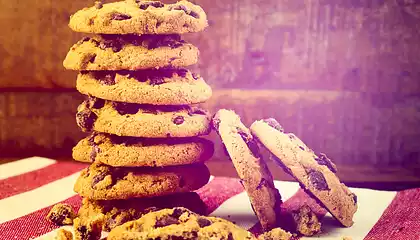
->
0 90 418 168
1 0 420 93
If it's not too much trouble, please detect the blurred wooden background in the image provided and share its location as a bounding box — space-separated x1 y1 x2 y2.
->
1 0 420 174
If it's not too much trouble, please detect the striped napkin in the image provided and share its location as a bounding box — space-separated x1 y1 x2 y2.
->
0 157 419 240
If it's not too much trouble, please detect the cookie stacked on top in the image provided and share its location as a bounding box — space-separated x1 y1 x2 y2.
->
63 0 213 233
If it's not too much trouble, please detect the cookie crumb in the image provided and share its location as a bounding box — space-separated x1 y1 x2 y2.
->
292 205 321 236
54 229 73 240
258 228 292 240
94 1 103 9
46 204 76 226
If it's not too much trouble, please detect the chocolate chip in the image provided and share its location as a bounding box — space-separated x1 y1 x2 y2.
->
88 96 105 109
76 226 89 239
99 39 123 52
176 69 188 78
192 73 200 80
76 103 97 132
91 172 107 188
188 108 207 116
48 212 66 225
173 116 185 125
197 217 211 228
155 215 179 228
256 178 267 190
351 193 358 205
308 170 329 191
92 71 116 85
238 129 260 158
138 1 164 10
81 53 96 68
146 35 184 49
111 13 132 20
112 102 141 115
149 76 165 86
263 118 284 132
227 233 234 240
299 146 305 151
169 5 199 18
94 1 103 9
189 11 200 18
87 133 101 162
315 153 338 173
171 208 187 218
79 37 91 44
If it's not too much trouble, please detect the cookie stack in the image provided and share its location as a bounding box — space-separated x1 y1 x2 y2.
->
63 0 213 233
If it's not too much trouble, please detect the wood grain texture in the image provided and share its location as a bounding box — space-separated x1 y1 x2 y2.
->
1 90 419 168
1 0 420 93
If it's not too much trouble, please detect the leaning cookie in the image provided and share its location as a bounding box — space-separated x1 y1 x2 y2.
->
69 0 208 35
77 69 212 105
78 192 206 231
74 163 210 200
250 118 357 227
107 207 257 240
212 109 282 231
76 97 211 138
63 35 198 71
72 133 214 167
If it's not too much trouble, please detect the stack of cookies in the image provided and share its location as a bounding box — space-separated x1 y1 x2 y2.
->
63 0 213 235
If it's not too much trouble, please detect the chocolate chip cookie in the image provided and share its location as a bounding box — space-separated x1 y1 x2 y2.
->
212 109 282 231
74 163 210 200
76 68 212 105
76 97 211 138
78 192 206 231
74 214 104 240
63 35 198 70
69 0 208 35
107 207 257 240
72 133 214 167
250 118 358 227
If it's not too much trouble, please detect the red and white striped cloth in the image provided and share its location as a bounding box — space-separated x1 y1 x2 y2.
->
1 157 419 240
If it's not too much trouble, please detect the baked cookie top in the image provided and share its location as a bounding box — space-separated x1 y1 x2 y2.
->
72 133 214 167
76 97 211 138
212 109 282 231
74 163 210 200
63 34 198 70
78 192 206 231
250 118 357 227
69 0 208 35
107 207 257 240
77 69 212 105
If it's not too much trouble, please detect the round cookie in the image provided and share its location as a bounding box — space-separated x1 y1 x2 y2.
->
107 207 257 240
76 97 211 138
78 192 207 231
69 0 208 35
76 68 212 105
212 109 282 231
72 133 214 167
74 163 210 200
250 118 358 227
63 34 198 70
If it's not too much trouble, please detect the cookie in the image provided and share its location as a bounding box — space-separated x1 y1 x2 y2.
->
63 35 198 71
73 133 214 167
78 192 206 231
76 68 212 105
46 203 76 226
292 205 321 236
74 163 210 200
74 214 104 240
76 97 211 138
107 207 257 240
68 0 208 35
250 118 358 227
258 228 292 240
54 229 73 240
212 109 282 231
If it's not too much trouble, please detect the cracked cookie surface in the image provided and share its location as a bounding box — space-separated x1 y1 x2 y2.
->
76 97 211 138
76 68 211 105
69 0 208 35
250 118 357 227
63 35 198 70
72 133 214 167
212 109 282 231
74 163 210 200
107 207 257 240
